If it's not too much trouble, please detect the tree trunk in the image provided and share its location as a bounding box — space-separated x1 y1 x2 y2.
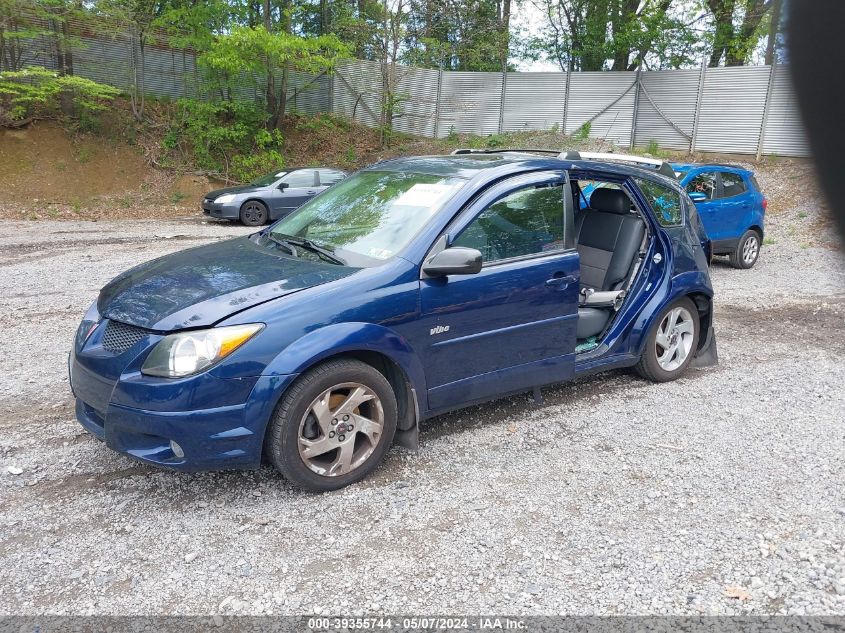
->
706 0 736 67
263 0 279 127
320 0 329 34
725 0 770 66
764 0 782 65
499 0 510 73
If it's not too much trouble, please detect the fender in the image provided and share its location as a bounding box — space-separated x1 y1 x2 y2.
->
633 270 713 359
262 321 429 408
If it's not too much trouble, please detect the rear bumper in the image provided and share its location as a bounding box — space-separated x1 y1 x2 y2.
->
71 350 296 471
201 199 240 220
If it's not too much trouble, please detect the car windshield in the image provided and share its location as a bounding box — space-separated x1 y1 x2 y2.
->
269 170 466 266
250 171 287 187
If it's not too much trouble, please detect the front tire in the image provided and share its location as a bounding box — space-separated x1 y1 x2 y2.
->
635 297 700 383
265 359 398 491
239 200 268 227
729 229 761 269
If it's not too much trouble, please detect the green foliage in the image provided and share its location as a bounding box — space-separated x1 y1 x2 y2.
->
485 133 506 148
165 98 284 182
198 25 350 123
645 139 659 155
169 190 185 203
574 121 591 140
445 126 459 145
0 66 119 125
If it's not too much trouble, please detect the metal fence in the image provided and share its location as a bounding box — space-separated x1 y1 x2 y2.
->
13 17 809 158
333 59 809 158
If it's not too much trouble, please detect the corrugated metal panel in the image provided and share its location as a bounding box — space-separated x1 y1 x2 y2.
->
437 71 502 137
391 65 439 137
634 69 699 151
332 59 382 127
695 65 770 154
287 71 330 115
501 72 566 133
565 71 635 146
762 64 809 157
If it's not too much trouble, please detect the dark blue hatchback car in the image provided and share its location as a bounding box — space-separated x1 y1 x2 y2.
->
70 150 717 491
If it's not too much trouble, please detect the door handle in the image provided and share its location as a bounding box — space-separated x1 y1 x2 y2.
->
545 274 577 288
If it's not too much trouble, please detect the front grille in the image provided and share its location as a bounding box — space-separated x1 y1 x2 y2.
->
102 320 150 353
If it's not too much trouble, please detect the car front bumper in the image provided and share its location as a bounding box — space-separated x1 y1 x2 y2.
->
70 348 295 471
201 198 241 220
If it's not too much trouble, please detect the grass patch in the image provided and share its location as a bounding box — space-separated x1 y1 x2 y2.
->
170 191 186 204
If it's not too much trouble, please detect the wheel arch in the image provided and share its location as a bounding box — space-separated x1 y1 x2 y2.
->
748 224 764 239
260 323 426 440
687 291 713 352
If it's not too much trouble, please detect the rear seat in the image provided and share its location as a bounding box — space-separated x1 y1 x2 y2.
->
575 188 645 339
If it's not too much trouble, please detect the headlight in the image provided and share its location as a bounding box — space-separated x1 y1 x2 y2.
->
214 193 237 204
141 324 263 378
75 301 100 351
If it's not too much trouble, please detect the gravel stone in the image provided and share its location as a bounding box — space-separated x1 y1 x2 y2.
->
0 216 842 616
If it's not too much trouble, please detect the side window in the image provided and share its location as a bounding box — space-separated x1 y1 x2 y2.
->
686 172 718 200
318 169 345 186
452 183 567 263
719 172 748 198
636 178 683 227
282 170 316 188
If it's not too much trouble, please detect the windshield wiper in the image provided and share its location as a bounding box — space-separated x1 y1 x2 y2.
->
265 233 299 257
273 234 347 265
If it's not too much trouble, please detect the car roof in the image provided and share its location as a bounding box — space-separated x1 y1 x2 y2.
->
672 162 753 175
369 153 681 187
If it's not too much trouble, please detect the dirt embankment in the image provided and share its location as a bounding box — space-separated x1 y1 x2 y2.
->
0 119 837 248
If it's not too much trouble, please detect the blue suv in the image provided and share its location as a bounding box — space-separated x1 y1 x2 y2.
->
672 163 767 269
70 150 717 491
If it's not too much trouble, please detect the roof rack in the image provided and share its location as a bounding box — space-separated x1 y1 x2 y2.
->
450 148 561 156
450 147 678 179
561 151 677 180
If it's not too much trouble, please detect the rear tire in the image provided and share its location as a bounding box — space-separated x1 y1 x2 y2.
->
729 229 761 269
265 359 397 492
239 200 268 227
635 297 700 383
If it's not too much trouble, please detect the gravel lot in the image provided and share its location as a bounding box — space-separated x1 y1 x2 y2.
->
0 212 843 617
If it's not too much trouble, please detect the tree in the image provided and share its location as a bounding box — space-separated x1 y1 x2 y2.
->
705 0 773 67
529 0 688 71
199 25 349 127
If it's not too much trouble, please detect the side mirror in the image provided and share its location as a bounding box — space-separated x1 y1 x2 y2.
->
278 182 289 190
422 247 483 277
688 191 706 202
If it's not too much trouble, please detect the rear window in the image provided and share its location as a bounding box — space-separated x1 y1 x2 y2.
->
636 178 683 226
719 173 747 198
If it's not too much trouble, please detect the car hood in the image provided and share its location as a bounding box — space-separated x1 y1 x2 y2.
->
204 184 266 199
98 236 356 331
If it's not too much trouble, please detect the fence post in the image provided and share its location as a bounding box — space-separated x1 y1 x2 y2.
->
690 57 707 154
756 63 777 161
329 70 335 115
433 68 443 139
562 69 571 134
629 64 642 150
498 69 507 134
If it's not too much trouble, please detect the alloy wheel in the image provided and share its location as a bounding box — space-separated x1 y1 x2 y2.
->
241 202 266 225
742 234 759 265
655 306 695 372
297 382 385 477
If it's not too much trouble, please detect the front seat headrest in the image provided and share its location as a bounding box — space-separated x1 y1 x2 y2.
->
590 188 631 215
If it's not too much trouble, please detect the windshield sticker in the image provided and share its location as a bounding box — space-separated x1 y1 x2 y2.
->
367 247 394 259
394 183 456 209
